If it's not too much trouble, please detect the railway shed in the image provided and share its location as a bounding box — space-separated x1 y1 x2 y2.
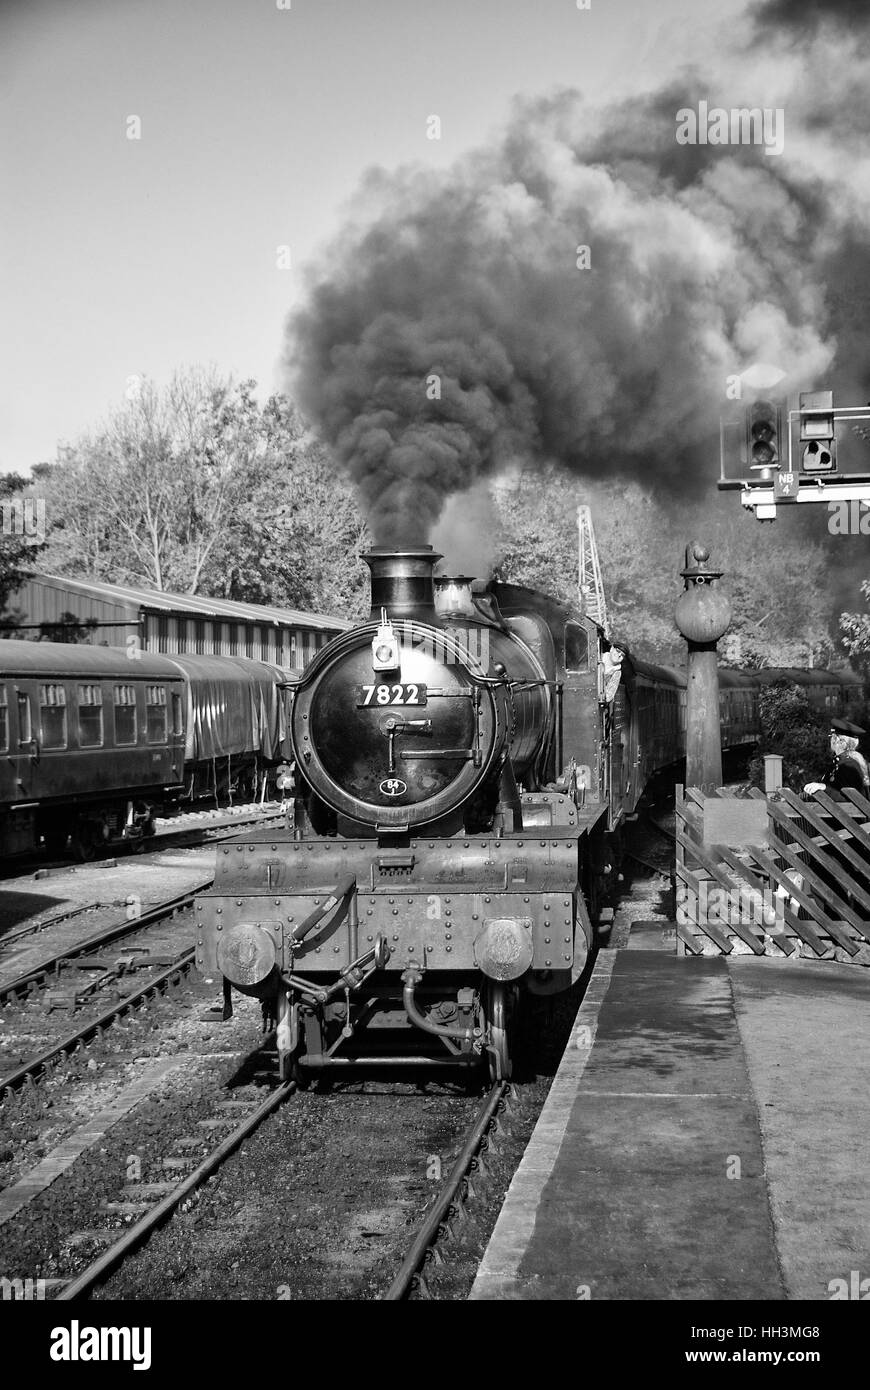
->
1 573 350 667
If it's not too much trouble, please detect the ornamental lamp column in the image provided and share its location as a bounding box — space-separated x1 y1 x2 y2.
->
674 543 732 793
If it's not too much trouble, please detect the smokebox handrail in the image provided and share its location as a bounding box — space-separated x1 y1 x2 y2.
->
277 621 510 689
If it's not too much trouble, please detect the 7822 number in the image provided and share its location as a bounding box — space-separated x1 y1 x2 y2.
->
357 683 427 707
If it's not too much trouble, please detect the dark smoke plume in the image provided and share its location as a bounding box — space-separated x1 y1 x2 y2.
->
753 0 870 36
286 16 870 545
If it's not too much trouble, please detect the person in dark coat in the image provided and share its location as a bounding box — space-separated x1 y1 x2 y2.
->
806 718 870 799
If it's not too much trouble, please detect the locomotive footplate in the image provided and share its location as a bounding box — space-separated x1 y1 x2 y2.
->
196 828 591 982
197 826 597 1075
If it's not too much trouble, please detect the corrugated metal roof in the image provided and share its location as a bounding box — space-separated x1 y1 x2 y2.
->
19 574 351 631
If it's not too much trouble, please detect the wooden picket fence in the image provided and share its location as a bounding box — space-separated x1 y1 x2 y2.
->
675 783 870 965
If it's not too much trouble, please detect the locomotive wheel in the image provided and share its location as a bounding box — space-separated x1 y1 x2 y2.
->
483 981 513 1083
290 1058 311 1090
276 990 311 1088
71 821 98 862
129 812 156 853
42 824 69 858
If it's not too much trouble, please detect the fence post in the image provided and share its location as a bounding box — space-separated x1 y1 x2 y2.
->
763 754 783 795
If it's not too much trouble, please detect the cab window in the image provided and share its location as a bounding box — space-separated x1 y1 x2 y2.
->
564 622 589 673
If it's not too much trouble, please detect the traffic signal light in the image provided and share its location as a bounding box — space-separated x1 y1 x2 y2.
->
747 398 783 476
799 390 837 473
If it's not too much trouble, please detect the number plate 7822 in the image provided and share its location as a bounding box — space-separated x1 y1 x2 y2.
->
356 683 427 707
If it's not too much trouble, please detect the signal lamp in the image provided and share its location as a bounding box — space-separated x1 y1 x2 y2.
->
799 390 837 473
747 399 783 470
372 611 400 672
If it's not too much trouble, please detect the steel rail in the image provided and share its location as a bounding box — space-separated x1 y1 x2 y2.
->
384 1079 508 1300
0 901 97 950
646 812 676 844
625 849 671 876
56 1078 294 1300
0 882 210 1006
150 807 286 851
0 950 195 1095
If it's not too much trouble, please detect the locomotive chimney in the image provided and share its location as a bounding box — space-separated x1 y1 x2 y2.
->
364 546 442 622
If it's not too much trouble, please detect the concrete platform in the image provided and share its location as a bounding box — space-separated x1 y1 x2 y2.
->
471 944 870 1300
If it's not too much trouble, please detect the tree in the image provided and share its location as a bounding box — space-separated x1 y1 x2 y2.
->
840 581 870 671
40 370 271 593
200 398 372 619
36 372 370 618
489 465 839 669
0 472 46 613
746 679 829 792
492 469 680 660
715 511 833 670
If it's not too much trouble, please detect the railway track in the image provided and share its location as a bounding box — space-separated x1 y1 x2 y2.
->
0 884 211 1097
0 900 98 952
136 806 287 859
0 980 584 1301
0 883 210 1009
385 1079 508 1299
42 1075 510 1302
0 805 287 883
54 1076 294 1301
0 949 195 1097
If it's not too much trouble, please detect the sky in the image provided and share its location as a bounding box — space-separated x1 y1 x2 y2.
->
0 0 747 474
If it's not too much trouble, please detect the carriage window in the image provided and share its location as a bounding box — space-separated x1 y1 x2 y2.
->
39 683 67 749
146 685 167 743
17 692 32 745
171 691 184 737
564 622 589 673
0 688 7 752
77 684 103 747
114 684 137 745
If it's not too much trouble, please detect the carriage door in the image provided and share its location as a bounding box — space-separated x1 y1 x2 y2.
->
610 685 629 819
11 685 37 800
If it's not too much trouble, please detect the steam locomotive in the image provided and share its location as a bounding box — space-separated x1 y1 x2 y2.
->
196 546 864 1082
